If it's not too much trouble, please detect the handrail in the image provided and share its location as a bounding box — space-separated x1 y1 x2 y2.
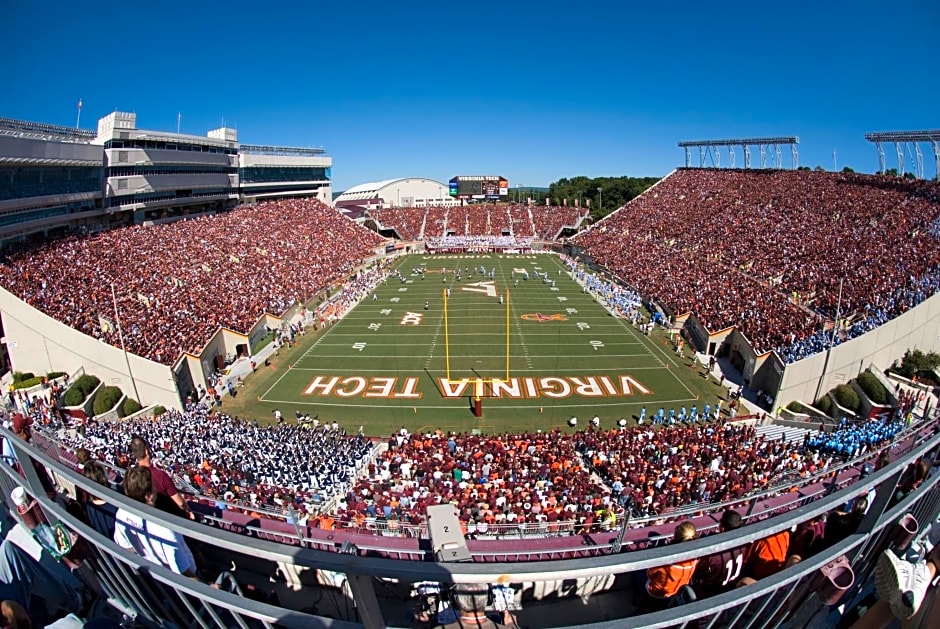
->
31 413 938 557
4 423 938 583
3 423 939 628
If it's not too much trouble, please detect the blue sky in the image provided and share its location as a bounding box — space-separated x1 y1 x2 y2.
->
2 0 938 190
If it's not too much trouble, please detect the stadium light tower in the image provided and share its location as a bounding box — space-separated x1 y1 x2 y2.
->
864 130 940 179
111 284 142 406
678 137 800 169
597 187 602 213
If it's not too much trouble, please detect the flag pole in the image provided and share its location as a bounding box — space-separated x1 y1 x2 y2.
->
177 112 181 134
75 99 82 129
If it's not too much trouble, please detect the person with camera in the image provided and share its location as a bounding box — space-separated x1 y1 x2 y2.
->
430 583 519 629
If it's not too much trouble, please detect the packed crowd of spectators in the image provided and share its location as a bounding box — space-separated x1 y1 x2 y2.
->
509 205 535 237
489 204 512 236
576 423 822 517
0 199 384 364
369 207 426 240
57 406 374 514
448 205 471 236
26 400 923 542
423 206 447 238
338 429 613 533
531 206 588 240
572 169 940 360
365 204 588 243
805 416 905 458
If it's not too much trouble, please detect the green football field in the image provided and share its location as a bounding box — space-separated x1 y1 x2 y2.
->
252 253 721 435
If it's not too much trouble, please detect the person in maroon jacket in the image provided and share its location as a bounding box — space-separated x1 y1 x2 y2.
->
130 436 194 520
693 510 751 597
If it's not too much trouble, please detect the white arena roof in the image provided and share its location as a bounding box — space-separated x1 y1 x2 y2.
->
335 177 452 206
341 178 405 196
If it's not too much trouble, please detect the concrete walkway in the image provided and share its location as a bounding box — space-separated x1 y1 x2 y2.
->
692 350 765 418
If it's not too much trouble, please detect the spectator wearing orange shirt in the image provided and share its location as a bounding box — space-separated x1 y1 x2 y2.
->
644 522 699 610
745 528 790 579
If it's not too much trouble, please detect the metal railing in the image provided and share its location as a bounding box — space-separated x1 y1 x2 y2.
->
2 422 939 628
27 414 938 565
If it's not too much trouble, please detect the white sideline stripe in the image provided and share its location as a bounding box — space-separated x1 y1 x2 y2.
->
293 353 657 359
258 396 699 408
285 365 673 372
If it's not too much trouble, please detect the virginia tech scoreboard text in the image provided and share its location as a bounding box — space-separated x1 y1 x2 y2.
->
449 176 509 199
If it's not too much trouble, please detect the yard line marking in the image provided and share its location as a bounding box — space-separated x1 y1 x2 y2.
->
425 309 444 368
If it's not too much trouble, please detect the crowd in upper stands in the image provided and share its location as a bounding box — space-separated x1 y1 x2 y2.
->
368 204 587 243
572 169 940 361
3 170 938 371
0 199 384 364
530 206 588 240
370 206 426 240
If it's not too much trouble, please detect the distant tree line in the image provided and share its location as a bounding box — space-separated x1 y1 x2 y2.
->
798 165 924 179
546 176 660 221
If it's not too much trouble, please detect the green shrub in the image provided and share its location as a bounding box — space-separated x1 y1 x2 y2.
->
857 372 889 405
46 371 67 380
62 374 101 407
92 386 123 415
121 398 142 417
833 384 860 411
11 372 35 383
152 405 167 417
787 401 805 413
11 376 44 390
74 374 100 396
62 387 84 407
815 395 832 414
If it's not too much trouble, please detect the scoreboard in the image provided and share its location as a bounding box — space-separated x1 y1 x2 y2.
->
448 176 509 200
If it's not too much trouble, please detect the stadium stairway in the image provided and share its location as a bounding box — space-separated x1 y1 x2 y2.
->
755 423 816 446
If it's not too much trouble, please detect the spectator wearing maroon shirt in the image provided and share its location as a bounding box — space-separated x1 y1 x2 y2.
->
693 510 749 597
788 514 826 563
130 436 193 520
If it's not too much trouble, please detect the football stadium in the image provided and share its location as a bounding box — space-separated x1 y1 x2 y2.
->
1 107 940 629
